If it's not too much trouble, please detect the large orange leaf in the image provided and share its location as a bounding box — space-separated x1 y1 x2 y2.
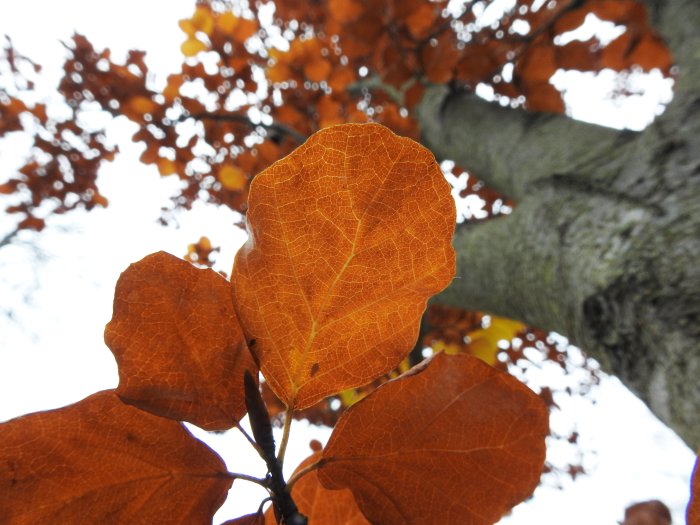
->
317 352 549 525
232 123 456 409
690 455 700 525
105 251 257 431
264 452 370 525
0 390 232 524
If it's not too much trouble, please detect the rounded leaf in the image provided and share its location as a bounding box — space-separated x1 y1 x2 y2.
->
232 123 456 409
105 251 257 431
318 353 549 525
0 390 232 524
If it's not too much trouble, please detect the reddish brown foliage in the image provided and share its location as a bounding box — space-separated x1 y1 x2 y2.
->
622 500 672 525
0 0 672 237
231 123 455 409
104 251 257 431
319 352 548 525
0 390 232 524
0 124 552 523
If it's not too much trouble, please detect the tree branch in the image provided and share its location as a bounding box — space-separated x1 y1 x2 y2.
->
191 112 308 145
0 227 20 251
415 85 631 201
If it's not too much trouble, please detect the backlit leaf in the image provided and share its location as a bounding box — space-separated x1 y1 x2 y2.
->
264 452 370 524
318 352 549 525
0 390 232 524
232 123 456 409
104 251 257 431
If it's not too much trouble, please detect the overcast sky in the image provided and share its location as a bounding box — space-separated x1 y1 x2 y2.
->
0 1 695 523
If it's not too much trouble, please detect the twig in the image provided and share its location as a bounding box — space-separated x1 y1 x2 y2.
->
286 458 326 492
236 421 265 460
276 406 294 467
229 471 270 488
189 111 308 144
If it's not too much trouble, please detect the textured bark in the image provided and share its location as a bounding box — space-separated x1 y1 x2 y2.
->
416 0 700 448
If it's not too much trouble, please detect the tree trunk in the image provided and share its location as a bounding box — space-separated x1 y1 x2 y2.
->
416 0 700 449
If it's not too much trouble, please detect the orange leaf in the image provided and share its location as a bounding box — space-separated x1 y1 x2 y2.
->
317 96 344 128
0 390 232 524
156 156 178 175
217 13 258 42
329 0 364 22
264 452 370 524
690 455 700 525
524 82 565 113
231 123 456 409
190 4 215 36
628 33 673 71
518 43 558 87
304 57 332 83
404 81 426 109
421 32 459 84
104 251 257 431
404 1 439 40
318 352 549 525
555 39 599 71
553 8 588 34
328 66 356 92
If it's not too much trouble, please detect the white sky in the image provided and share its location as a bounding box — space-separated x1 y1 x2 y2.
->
0 1 694 524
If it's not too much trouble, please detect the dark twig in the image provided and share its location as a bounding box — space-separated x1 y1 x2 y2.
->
244 371 307 525
190 112 308 145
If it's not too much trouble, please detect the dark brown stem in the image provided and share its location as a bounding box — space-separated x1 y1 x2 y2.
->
243 371 307 525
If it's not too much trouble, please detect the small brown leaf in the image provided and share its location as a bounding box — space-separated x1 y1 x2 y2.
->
105 251 257 431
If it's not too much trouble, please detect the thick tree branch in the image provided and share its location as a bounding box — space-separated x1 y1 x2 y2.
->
415 85 631 200
421 3 700 447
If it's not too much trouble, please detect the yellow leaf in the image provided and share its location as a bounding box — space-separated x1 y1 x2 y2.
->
156 158 177 176
467 316 524 365
181 37 207 57
218 165 246 191
191 5 214 36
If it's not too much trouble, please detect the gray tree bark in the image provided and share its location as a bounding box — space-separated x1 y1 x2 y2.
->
416 0 700 449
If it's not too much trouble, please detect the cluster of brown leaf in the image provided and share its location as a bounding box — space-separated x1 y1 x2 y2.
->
0 37 114 235
0 0 672 237
1 124 555 524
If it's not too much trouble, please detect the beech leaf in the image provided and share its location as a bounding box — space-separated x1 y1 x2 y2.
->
105 251 257 431
318 352 549 525
0 390 232 524
232 123 456 409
